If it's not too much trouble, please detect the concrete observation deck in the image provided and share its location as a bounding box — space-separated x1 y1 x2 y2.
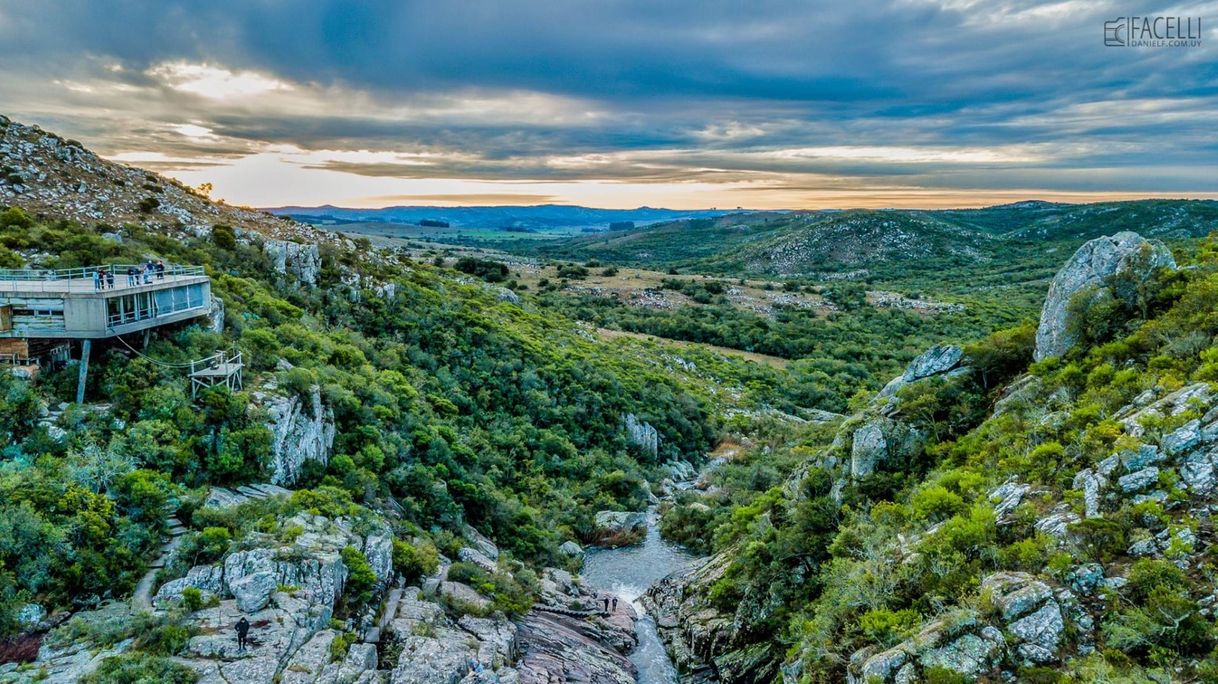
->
0 264 211 339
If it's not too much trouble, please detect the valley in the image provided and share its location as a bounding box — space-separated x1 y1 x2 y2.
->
3 112 1218 684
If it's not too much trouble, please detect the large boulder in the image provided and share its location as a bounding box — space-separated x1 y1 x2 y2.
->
877 344 964 399
849 418 923 479
592 510 648 547
1034 232 1175 361
257 385 336 486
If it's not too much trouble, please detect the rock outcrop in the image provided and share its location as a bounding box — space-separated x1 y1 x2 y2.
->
592 510 648 547
623 413 659 457
849 418 923 479
849 573 1084 683
255 385 336 486
206 296 225 333
264 239 322 285
1034 231 1176 361
877 344 964 399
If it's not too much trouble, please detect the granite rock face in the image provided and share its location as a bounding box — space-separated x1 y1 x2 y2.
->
264 239 321 285
623 412 659 458
256 385 336 486
877 344 964 399
849 418 923 479
1034 232 1175 361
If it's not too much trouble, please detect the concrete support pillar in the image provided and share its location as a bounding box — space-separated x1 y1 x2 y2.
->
75 339 91 404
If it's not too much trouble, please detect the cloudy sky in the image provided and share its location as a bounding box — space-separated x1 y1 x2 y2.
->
1 1 1215 209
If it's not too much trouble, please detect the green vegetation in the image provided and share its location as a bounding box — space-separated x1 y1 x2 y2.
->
0 207 752 636
653 233 1218 680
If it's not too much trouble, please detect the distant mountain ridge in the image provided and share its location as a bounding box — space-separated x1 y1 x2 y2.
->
518 199 1218 278
267 203 743 230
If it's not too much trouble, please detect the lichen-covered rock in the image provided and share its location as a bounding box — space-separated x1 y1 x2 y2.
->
363 533 394 586
878 344 964 398
154 564 225 605
264 239 321 285
1034 232 1176 361
559 540 584 558
195 296 224 337
592 510 647 546
849 418 923 479
257 385 336 486
622 413 659 457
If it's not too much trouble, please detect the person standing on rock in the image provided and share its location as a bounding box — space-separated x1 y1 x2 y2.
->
612 597 618 612
603 596 610 613
236 617 250 651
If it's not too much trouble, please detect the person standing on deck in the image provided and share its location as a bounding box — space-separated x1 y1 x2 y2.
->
104 268 114 290
156 260 165 280
92 269 100 291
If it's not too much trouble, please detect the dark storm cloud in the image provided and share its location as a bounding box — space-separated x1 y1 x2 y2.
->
0 0 1215 200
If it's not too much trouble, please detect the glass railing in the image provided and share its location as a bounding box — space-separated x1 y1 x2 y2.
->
0 264 205 281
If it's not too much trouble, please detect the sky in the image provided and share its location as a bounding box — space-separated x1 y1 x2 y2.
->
0 1 1216 210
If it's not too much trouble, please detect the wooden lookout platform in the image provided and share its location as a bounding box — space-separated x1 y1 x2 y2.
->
190 349 244 398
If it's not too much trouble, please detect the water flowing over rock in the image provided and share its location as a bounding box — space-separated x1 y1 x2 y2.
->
256 385 336 486
622 413 659 457
1034 231 1176 361
264 239 321 285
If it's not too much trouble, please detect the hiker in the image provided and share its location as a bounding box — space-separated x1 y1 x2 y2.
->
92 269 101 291
105 269 114 289
156 260 165 280
612 597 618 612
236 617 250 651
602 597 610 613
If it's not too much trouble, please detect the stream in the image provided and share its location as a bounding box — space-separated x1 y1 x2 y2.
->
581 506 699 684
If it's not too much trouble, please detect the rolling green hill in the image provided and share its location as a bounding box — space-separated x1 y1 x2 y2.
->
513 200 1218 286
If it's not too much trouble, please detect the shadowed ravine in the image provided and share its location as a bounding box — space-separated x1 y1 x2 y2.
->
582 507 699 683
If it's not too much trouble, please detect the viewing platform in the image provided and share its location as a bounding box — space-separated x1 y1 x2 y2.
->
0 264 211 339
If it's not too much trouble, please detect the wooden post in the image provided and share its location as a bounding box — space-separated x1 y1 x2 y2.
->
76 339 91 404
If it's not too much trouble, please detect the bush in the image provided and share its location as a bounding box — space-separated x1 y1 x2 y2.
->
340 546 378 607
454 256 508 282
392 539 440 585
80 653 198 683
211 224 236 249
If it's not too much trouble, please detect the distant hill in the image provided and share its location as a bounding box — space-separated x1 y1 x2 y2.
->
266 204 742 231
933 199 1218 240
520 200 1218 278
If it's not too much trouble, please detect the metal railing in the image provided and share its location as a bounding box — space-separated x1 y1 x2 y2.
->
0 264 205 281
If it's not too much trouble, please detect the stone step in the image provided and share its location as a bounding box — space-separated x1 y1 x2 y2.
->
236 485 267 499
363 627 381 644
